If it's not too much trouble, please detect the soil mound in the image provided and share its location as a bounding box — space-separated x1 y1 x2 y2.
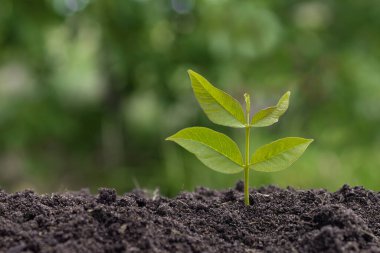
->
0 182 379 252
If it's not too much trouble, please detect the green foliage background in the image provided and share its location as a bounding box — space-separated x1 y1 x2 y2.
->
1 0 380 195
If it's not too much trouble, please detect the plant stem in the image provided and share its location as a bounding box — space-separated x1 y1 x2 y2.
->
243 93 251 206
244 127 250 205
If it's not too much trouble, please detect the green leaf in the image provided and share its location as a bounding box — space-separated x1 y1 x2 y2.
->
188 70 246 128
249 137 313 172
250 91 290 127
166 127 244 174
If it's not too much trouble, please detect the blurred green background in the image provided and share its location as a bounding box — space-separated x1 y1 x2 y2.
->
1 0 380 195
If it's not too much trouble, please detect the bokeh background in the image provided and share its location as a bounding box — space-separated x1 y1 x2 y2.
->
1 0 380 196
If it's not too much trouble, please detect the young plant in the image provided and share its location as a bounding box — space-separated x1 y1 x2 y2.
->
166 70 313 205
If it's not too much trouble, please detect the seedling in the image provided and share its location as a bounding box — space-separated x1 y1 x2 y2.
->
166 70 313 205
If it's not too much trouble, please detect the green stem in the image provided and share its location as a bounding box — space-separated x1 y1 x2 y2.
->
244 127 250 205
243 93 251 206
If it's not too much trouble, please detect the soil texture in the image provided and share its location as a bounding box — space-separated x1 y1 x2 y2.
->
1 182 380 253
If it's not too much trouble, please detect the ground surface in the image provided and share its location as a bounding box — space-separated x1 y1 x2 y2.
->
0 182 380 253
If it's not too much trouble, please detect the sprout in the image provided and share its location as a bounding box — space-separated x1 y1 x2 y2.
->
166 70 313 205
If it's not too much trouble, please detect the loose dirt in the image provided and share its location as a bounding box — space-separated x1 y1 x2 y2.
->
0 182 379 253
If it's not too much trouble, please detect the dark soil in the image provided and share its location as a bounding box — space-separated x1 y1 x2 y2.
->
1 182 380 253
